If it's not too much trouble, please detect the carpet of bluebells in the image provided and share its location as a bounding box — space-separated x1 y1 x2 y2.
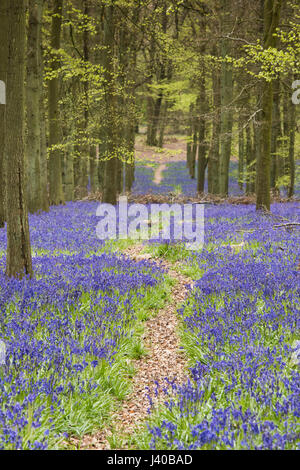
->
0 202 164 450
132 160 300 197
0 185 299 450
143 202 300 450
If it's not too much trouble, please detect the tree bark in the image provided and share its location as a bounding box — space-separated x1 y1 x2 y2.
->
48 0 64 206
208 61 221 195
26 0 43 213
238 111 244 191
245 123 254 194
5 0 33 278
102 4 118 205
270 78 281 192
256 0 282 210
219 0 234 196
287 91 295 198
146 5 167 147
197 70 208 193
0 0 7 227
39 36 49 212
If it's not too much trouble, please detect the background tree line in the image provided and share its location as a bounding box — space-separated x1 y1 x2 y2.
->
0 0 299 278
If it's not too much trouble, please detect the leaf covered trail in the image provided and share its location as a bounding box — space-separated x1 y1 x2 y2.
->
77 245 191 450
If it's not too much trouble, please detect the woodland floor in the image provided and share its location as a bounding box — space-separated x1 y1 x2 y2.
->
74 246 191 450
0 134 298 451
69 143 197 449
135 134 187 163
69 139 299 450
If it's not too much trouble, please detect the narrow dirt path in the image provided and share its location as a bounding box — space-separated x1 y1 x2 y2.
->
76 245 191 450
153 164 166 185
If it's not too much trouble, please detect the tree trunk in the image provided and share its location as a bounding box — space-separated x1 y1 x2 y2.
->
0 0 7 227
186 105 193 172
158 99 168 148
197 70 208 193
287 93 295 198
238 111 244 191
5 0 33 278
245 123 254 194
219 0 234 196
89 146 98 193
26 0 43 213
191 108 198 179
79 0 91 199
146 95 155 145
64 138 75 201
48 0 64 206
146 5 167 147
256 0 282 210
208 62 221 194
270 78 281 193
102 5 118 205
39 38 49 212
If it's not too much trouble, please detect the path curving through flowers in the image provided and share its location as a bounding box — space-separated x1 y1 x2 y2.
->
77 245 191 450
153 164 167 185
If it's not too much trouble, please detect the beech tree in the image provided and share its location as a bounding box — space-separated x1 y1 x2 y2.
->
5 0 33 278
27 0 43 213
256 0 283 211
0 0 7 228
48 0 64 206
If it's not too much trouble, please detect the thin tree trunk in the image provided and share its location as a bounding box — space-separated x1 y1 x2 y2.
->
26 0 43 213
219 0 234 196
190 107 198 179
238 111 244 191
39 38 49 212
208 62 221 194
64 135 75 201
80 0 90 198
256 0 282 210
270 78 281 192
186 105 193 172
48 0 64 206
287 93 295 198
147 90 164 147
5 0 33 278
146 95 155 145
89 146 98 193
197 70 208 193
158 99 168 148
102 5 118 205
146 5 167 147
246 123 253 194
